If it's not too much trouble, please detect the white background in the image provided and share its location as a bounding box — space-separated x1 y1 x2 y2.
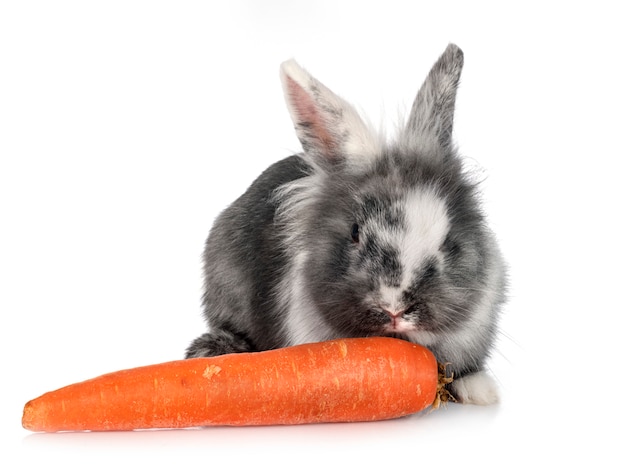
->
2 1 624 474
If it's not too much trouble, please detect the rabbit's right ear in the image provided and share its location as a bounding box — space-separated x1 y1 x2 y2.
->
280 60 380 171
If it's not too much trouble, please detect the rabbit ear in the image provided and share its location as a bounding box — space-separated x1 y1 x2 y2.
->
280 60 380 170
403 44 464 152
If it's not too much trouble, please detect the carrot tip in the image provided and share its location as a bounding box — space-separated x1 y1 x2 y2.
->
22 400 36 431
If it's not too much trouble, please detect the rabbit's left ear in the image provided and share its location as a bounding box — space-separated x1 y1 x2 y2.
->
403 44 464 152
280 60 380 171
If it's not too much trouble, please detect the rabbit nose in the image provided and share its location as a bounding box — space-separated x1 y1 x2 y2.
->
383 308 405 320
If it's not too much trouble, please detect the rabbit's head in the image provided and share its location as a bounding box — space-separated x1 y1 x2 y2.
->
276 45 504 366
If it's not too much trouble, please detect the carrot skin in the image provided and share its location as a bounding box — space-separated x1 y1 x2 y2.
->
22 337 438 432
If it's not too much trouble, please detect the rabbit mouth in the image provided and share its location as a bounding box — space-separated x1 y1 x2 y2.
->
382 316 416 334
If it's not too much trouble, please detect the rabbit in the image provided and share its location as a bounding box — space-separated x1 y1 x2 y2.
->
185 44 507 405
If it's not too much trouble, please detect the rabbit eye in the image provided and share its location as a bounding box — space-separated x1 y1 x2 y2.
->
422 263 437 280
350 223 360 243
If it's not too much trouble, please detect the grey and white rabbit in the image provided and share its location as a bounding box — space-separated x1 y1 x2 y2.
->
185 44 507 405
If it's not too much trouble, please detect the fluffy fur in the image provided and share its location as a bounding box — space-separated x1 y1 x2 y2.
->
186 44 507 405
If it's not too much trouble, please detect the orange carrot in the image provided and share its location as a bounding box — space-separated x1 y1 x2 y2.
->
22 337 442 432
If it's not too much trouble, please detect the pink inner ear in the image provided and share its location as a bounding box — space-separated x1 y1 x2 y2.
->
285 76 336 156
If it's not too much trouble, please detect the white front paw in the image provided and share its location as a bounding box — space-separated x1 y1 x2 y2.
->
449 371 499 405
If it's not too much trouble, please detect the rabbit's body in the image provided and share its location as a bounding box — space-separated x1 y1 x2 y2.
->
186 45 507 405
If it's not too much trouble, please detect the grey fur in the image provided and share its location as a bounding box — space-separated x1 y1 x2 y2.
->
185 44 507 404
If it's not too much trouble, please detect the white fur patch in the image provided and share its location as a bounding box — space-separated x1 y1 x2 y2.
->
449 370 500 405
400 189 450 282
280 250 337 346
374 188 449 315
377 189 450 306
